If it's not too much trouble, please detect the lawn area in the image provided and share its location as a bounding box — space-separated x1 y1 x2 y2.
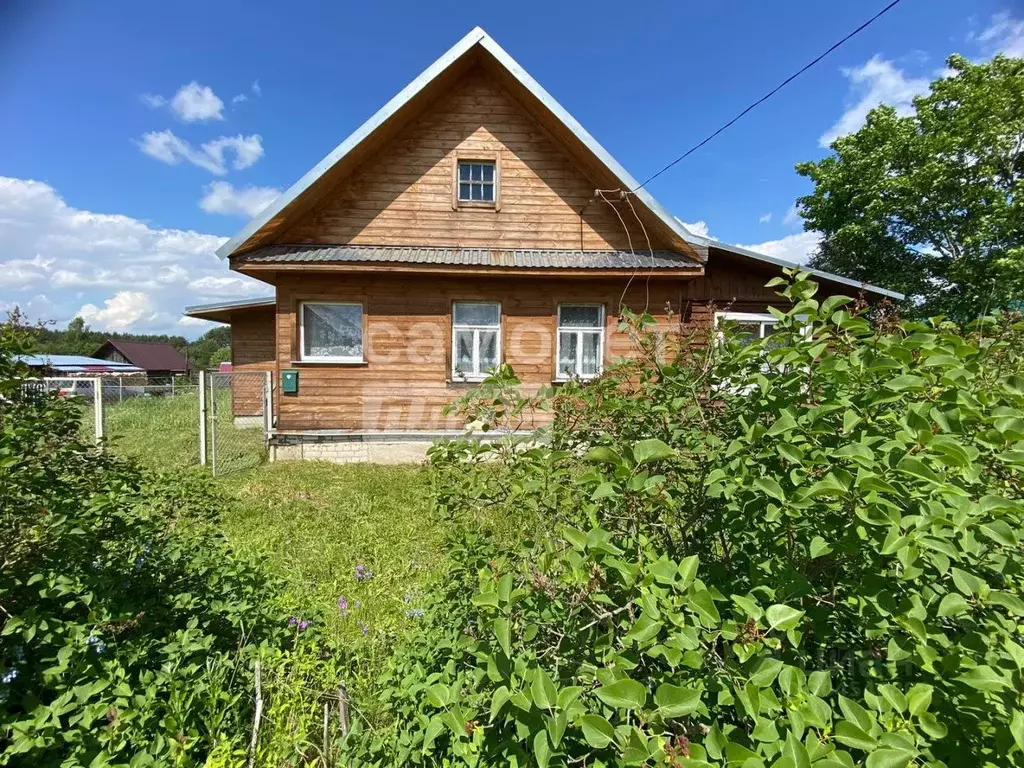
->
86 390 445 648
218 461 438 647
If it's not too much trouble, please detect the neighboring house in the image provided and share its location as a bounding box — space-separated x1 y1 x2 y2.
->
19 354 144 378
92 340 189 383
184 27 901 463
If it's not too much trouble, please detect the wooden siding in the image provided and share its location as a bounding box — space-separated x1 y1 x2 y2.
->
268 270 793 432
279 67 669 253
230 307 276 417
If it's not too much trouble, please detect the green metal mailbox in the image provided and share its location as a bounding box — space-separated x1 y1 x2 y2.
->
282 369 298 394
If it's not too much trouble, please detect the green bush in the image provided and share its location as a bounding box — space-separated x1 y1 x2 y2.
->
347 273 1024 767
0 321 306 766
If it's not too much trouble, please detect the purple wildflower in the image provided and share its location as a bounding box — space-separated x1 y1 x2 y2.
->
338 596 348 617
360 622 369 636
299 620 310 631
406 608 425 620
355 563 374 581
288 616 298 626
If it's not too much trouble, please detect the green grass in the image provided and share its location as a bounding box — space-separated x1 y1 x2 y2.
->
81 392 444 646
218 462 438 646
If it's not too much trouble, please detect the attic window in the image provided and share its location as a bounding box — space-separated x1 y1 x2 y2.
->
457 160 496 205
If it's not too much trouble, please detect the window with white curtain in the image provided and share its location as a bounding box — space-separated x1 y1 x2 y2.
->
556 304 605 380
713 311 780 345
299 302 363 362
452 301 501 380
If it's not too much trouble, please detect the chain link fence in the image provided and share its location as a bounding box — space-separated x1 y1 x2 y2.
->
24 371 272 476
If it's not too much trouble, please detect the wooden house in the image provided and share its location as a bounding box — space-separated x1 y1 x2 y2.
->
185 27 900 463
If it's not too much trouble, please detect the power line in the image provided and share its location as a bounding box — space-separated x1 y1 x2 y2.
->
634 0 907 191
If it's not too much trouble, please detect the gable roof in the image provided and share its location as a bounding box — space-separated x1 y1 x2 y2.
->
184 296 276 324
216 26 699 261
95 340 189 372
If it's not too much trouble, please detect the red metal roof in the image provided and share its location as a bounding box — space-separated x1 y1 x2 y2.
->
95 340 189 372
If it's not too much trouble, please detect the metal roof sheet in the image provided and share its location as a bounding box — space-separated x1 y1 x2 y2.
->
183 296 276 316
236 244 701 270
96 340 189 372
18 354 144 373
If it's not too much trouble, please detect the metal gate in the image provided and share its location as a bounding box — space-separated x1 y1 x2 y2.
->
200 370 272 476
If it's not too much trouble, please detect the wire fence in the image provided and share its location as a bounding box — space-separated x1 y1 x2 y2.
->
24 372 272 476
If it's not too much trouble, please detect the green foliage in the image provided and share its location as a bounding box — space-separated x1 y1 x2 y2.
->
345 273 1024 767
796 54 1024 320
208 346 232 368
0 321 301 766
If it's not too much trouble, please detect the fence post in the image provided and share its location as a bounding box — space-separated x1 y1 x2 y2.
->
263 371 273 444
93 377 104 443
199 370 207 466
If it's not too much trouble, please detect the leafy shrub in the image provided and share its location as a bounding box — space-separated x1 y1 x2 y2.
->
0 320 300 766
347 273 1024 767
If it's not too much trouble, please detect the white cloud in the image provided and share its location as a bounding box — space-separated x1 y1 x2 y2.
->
736 231 823 266
232 80 262 106
0 176 267 335
819 55 930 147
782 204 801 228
758 213 772 224
137 130 265 175
676 219 717 240
140 93 167 109
79 291 157 331
974 12 1024 58
170 81 225 122
199 181 280 217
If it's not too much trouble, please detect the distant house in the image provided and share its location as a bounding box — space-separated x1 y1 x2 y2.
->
92 340 189 383
19 354 144 377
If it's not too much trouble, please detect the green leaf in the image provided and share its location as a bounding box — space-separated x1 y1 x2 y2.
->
766 603 805 632
884 374 926 391
632 439 675 465
547 711 568 748
677 555 699 586
957 665 1010 692
560 525 588 551
531 667 557 711
654 683 701 718
426 683 450 708
980 519 1016 548
595 677 647 710
624 613 662 644
579 714 615 748
834 720 877 751
767 413 798 436
937 592 970 617
492 617 511 657
748 657 784 687
754 476 785 502
951 567 985 596
489 686 510 723
691 589 721 626
990 591 1024 616
1011 709 1024 752
533 730 551 768
471 591 499 608
838 695 874 732
906 684 933 716
865 748 916 768
809 536 832 558
586 446 622 465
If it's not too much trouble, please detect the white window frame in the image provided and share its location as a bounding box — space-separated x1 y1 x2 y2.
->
455 160 498 206
555 303 605 381
713 311 779 343
298 301 364 363
451 301 502 381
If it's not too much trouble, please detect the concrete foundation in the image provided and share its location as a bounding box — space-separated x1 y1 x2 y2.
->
269 431 467 464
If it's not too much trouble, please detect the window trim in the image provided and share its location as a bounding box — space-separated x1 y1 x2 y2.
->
452 153 501 211
451 300 502 381
713 311 779 342
555 303 606 381
298 300 365 364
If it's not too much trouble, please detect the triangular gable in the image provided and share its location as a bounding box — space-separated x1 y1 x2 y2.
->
217 27 702 261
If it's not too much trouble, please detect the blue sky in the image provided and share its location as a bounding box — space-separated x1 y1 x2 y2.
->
0 0 1020 337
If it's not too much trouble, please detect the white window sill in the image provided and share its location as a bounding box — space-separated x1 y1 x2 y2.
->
291 359 368 366
553 375 602 384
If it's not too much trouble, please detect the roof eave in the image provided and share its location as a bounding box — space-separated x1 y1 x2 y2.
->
707 241 905 300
